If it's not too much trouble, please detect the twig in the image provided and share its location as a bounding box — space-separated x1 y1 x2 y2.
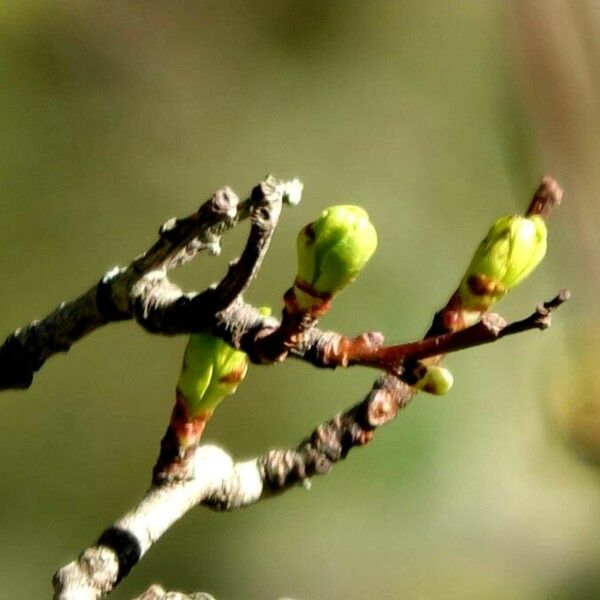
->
332 290 570 372
0 176 565 392
0 177 287 391
209 180 282 307
53 282 569 599
52 374 412 600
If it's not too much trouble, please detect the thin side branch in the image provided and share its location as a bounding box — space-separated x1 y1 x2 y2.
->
0 176 289 391
344 290 570 371
209 180 282 308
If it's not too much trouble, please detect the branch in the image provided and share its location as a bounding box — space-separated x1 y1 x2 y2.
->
1 174 565 598
51 289 568 599
0 176 289 391
326 290 571 372
0 176 565 392
52 374 412 599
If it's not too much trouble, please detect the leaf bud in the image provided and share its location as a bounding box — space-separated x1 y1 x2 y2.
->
458 214 547 311
177 333 248 417
412 364 454 395
291 205 378 312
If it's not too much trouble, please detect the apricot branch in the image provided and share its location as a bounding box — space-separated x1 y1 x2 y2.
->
0 173 567 600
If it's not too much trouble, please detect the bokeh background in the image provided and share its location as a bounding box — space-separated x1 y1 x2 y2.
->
1 1 599 598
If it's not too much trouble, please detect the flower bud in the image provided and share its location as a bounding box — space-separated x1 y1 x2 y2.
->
292 205 378 312
412 364 454 395
177 333 248 417
458 214 547 311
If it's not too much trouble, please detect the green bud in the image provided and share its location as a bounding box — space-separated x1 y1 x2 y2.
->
459 214 547 311
412 364 454 395
177 333 248 417
293 205 378 311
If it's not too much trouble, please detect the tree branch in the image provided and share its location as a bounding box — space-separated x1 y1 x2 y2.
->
50 287 569 598
330 290 571 372
0 174 566 599
0 176 565 392
54 280 568 600
52 374 413 599
0 176 290 391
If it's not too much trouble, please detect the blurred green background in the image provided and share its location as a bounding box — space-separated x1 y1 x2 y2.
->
1 1 599 598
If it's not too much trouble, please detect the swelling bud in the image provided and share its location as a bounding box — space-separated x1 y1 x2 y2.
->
154 334 249 482
412 364 454 395
177 333 248 418
291 205 378 313
459 214 547 311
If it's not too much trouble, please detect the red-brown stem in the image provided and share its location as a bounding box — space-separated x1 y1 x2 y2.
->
426 291 484 337
318 291 569 374
253 286 331 363
152 391 213 483
361 313 507 371
316 317 497 372
285 280 333 317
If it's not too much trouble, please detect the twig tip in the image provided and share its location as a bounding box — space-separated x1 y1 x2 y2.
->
280 178 304 206
526 175 563 218
558 288 572 302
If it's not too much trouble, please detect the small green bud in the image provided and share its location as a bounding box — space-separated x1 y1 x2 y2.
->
177 333 248 417
293 205 378 311
459 214 547 311
412 364 454 395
